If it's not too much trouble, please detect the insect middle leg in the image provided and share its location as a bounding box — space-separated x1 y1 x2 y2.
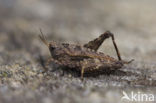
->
80 60 89 80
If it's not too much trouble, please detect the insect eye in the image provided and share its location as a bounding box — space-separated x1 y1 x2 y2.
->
49 46 55 51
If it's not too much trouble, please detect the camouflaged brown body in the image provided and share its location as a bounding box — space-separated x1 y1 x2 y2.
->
39 30 132 78
49 42 123 73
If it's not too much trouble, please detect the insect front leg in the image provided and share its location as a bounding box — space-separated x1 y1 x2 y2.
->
40 58 53 73
43 58 62 73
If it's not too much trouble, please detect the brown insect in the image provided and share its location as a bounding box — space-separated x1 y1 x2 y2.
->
39 30 133 79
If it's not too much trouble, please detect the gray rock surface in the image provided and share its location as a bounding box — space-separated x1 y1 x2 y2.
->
0 0 156 103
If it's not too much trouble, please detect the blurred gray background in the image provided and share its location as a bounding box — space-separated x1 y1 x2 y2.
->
0 0 156 103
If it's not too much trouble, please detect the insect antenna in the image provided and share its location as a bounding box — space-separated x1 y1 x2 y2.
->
39 29 49 47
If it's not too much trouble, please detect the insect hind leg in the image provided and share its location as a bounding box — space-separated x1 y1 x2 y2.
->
107 31 122 61
84 31 122 61
84 31 111 51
